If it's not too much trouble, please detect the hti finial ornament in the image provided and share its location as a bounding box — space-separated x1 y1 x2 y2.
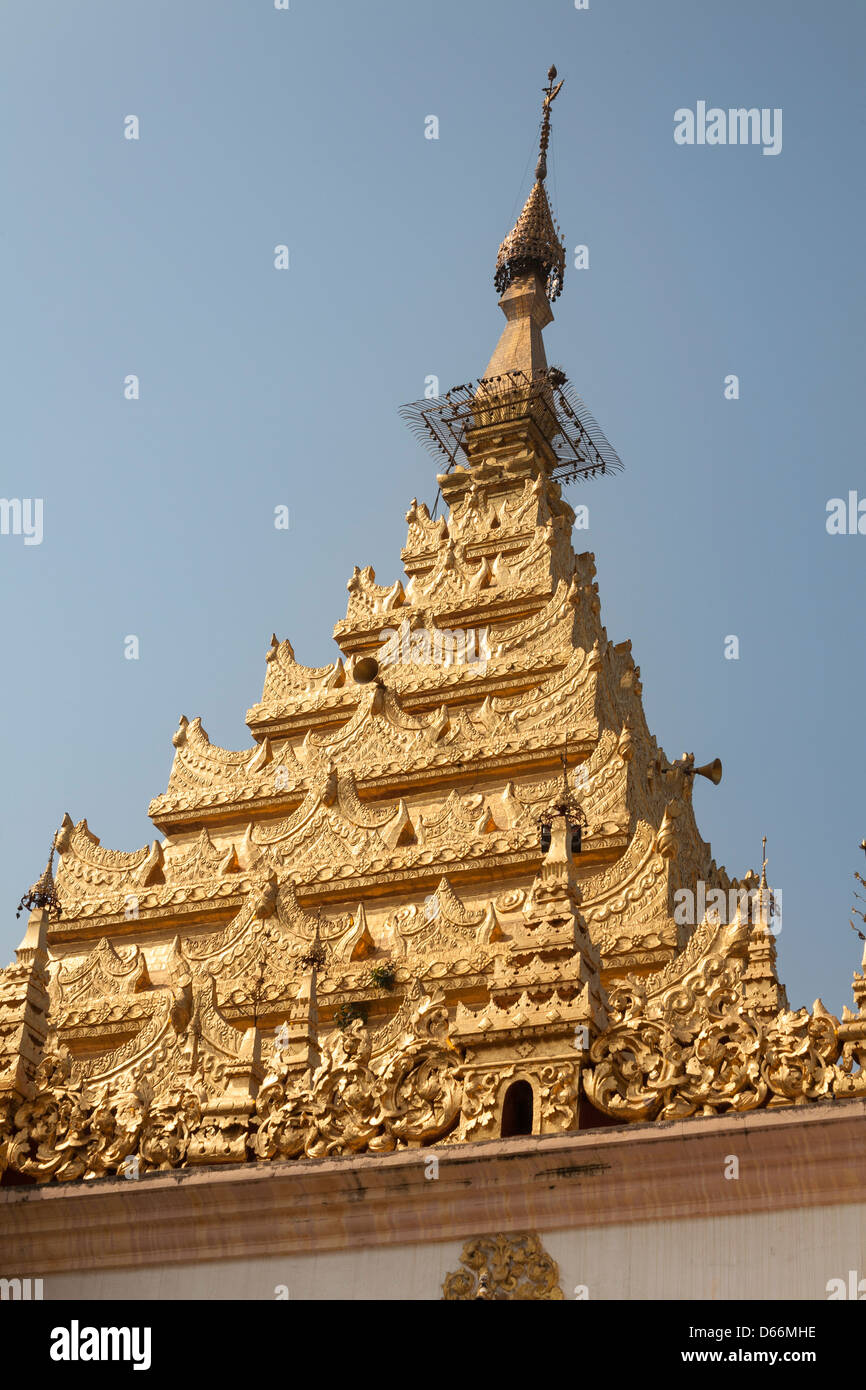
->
300 909 328 971
756 835 779 924
536 65 564 182
493 66 567 303
850 837 866 945
537 745 586 855
16 836 63 920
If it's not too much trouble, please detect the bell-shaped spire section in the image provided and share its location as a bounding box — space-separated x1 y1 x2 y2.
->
485 67 567 381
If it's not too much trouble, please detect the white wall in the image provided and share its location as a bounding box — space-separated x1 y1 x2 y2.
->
38 1202 866 1300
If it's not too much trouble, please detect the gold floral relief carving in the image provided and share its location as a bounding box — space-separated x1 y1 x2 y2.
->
442 1233 565 1300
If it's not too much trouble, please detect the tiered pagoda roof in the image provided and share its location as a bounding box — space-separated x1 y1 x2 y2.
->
1 69 864 1186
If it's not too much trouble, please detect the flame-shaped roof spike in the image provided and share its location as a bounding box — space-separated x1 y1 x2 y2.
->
494 67 567 304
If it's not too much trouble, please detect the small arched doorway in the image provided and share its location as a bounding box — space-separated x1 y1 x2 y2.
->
500 1079 534 1138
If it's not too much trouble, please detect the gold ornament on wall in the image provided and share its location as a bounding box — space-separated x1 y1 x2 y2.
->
442 1232 564 1300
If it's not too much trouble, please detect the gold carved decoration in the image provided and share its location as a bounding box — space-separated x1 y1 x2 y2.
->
442 1233 564 1300
2 67 865 1193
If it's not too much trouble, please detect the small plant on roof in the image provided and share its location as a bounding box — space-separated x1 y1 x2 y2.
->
333 1002 368 1030
367 962 397 991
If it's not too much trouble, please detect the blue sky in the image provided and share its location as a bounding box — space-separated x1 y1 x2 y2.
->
1 0 863 1013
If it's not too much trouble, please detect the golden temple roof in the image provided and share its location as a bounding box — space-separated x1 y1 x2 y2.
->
1 69 864 1190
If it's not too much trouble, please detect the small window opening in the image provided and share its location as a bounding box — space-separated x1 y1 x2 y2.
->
501 1079 534 1137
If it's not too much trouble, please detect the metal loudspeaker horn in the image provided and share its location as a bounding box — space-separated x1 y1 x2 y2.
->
691 758 723 785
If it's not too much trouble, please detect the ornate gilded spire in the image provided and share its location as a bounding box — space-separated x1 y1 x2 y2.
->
494 67 567 304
